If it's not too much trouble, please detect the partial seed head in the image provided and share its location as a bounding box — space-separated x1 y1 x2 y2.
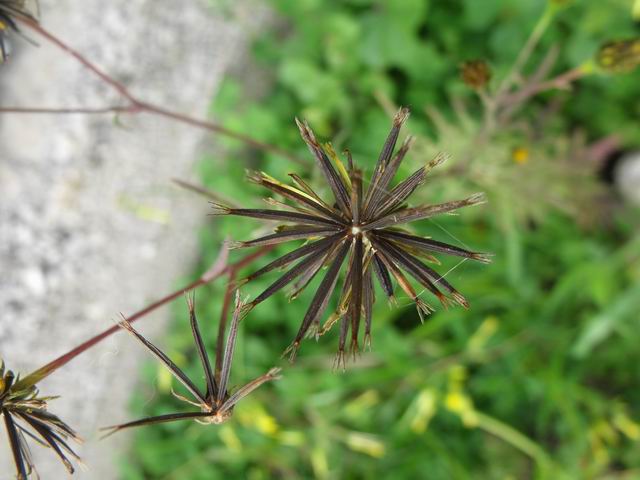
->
266 367 283 380
460 60 492 89
209 202 232 216
471 252 494 264
596 38 640 73
393 107 411 127
452 291 470 309
201 409 234 425
467 192 488 206
295 117 319 146
415 298 435 323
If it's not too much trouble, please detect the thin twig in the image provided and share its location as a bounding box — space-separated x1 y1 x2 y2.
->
3 18 307 166
494 6 555 100
497 45 560 123
172 178 242 209
526 66 586 96
0 106 132 114
496 64 586 126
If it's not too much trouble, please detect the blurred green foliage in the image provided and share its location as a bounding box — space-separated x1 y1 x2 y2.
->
122 1 640 479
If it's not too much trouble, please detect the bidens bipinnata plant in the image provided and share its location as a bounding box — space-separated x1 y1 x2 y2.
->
212 108 489 366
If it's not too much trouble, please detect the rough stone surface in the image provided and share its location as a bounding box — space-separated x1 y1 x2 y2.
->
615 151 640 207
0 1 260 478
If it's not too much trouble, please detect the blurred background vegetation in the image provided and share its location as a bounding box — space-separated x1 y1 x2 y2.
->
121 0 640 478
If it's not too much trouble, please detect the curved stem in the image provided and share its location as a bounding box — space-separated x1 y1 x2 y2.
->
3 18 306 166
495 6 555 100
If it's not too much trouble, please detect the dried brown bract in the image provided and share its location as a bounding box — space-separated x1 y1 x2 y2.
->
102 292 281 435
212 108 489 366
1 359 81 479
460 60 492 89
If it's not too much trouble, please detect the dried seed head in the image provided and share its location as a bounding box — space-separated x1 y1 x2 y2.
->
596 38 640 74
104 299 280 434
460 60 492 89
0 359 81 477
219 108 490 362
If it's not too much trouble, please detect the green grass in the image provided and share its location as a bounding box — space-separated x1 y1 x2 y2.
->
121 1 640 478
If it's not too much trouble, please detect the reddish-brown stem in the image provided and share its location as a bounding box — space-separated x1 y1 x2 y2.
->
527 66 585 95
19 18 135 101
497 63 585 125
14 245 274 389
5 18 306 166
0 106 132 114
20 276 208 387
137 102 306 165
171 178 241 208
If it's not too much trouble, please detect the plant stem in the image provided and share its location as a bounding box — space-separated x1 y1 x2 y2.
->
495 6 555 99
171 178 242 209
475 412 553 472
3 18 306 167
0 106 131 114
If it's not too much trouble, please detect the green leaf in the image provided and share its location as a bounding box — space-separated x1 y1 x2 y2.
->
572 282 640 358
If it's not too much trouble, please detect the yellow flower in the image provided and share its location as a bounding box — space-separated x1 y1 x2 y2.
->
445 391 479 427
613 411 640 440
345 432 386 458
410 389 438 434
512 147 530 165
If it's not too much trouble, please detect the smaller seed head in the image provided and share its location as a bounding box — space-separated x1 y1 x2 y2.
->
460 60 491 89
596 38 640 74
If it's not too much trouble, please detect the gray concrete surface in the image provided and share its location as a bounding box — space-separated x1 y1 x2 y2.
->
616 151 640 207
0 1 262 478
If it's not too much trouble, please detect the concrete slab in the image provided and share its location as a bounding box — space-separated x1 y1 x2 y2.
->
0 0 262 477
